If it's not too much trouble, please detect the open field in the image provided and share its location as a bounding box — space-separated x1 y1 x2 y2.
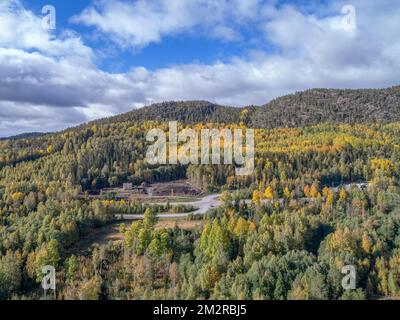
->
154 219 205 230
71 218 205 255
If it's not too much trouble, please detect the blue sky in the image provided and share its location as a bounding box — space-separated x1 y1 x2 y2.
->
21 0 345 73
22 0 282 72
0 0 399 136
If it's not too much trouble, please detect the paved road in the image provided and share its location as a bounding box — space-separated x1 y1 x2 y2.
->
119 194 222 220
118 182 369 221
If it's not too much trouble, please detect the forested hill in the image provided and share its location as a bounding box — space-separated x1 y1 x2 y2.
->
2 85 400 300
90 85 400 129
4 85 400 140
0 132 47 141
92 101 241 126
250 86 400 129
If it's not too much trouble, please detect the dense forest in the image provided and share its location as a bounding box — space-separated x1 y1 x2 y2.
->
252 86 400 128
83 85 400 129
0 86 399 300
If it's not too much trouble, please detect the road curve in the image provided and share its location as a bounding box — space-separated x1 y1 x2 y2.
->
118 182 369 221
119 194 222 220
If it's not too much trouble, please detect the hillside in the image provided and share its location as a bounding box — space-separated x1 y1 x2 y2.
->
1 86 400 300
90 86 400 130
0 132 47 141
93 100 241 126
5 86 400 140
250 86 400 129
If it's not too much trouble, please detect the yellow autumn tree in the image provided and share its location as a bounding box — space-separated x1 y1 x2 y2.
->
264 186 274 200
310 183 320 198
233 217 250 238
322 187 334 208
371 158 394 175
322 186 330 198
303 185 310 198
283 187 291 200
252 190 261 205
361 232 373 254
11 192 24 203
338 188 347 204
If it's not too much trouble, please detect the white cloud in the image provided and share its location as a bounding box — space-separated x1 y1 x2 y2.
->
0 0 93 59
71 0 263 48
0 0 399 136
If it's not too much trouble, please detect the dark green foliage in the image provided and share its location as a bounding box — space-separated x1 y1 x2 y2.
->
1 86 400 300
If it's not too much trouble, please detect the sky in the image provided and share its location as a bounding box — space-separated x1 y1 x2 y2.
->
0 0 399 137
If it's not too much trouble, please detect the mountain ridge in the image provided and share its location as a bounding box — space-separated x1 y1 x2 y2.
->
0 132 48 141
98 85 400 129
251 85 400 128
3 85 400 140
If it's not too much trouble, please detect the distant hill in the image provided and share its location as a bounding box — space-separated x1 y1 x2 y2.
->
96 86 400 129
8 85 400 138
93 101 241 126
250 86 400 128
0 132 47 141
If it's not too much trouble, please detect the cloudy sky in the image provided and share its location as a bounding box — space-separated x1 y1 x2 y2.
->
0 0 399 136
